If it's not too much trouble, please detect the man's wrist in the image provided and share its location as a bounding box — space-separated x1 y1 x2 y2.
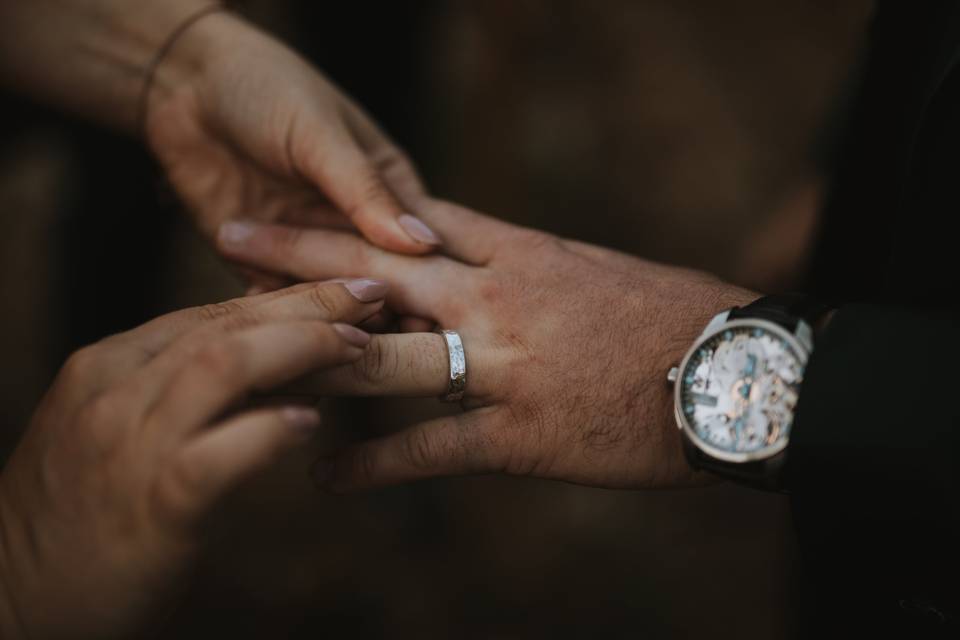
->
667 289 832 490
654 283 760 486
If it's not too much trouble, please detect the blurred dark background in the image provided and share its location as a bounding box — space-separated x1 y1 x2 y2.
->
0 1 873 638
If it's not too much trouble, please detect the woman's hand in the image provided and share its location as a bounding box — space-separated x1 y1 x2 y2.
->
216 202 759 492
0 2 437 292
146 10 439 291
0 280 388 639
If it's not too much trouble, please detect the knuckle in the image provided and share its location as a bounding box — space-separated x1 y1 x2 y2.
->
513 229 560 253
77 393 115 426
354 166 393 210
74 392 127 456
403 428 438 470
369 144 412 176
476 274 505 305
197 300 248 325
191 339 243 378
307 283 342 318
353 337 399 384
152 456 204 522
61 345 103 382
276 225 305 253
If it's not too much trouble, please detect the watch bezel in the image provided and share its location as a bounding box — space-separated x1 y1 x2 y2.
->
673 317 809 464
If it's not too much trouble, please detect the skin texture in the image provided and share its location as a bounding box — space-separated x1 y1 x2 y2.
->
0 281 390 639
218 200 759 492
145 11 439 291
0 4 766 632
0 2 438 292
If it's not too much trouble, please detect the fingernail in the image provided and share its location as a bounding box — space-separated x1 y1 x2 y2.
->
282 407 321 433
342 278 389 302
246 285 266 296
218 221 257 248
398 214 441 245
333 323 371 348
311 458 334 486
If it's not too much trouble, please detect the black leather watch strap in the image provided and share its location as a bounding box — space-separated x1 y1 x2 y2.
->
682 293 828 493
683 437 787 492
727 293 830 332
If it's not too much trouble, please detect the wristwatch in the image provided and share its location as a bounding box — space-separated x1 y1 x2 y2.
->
667 294 829 490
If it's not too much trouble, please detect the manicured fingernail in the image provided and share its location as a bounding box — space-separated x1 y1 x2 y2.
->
218 221 257 248
282 407 321 433
398 214 441 245
333 323 371 348
311 458 335 486
342 278 389 302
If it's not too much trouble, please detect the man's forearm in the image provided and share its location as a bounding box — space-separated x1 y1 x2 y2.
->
0 0 221 132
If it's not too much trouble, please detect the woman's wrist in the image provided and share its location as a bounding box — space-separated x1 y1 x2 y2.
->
142 9 270 143
0 571 25 640
94 0 228 133
140 4 235 137
0 0 226 133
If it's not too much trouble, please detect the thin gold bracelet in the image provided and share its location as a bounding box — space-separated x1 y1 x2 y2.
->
136 3 226 140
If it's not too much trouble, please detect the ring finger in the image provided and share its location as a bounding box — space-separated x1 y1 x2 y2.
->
292 331 500 402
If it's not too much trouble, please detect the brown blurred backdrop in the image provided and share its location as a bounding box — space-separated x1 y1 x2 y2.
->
0 1 872 638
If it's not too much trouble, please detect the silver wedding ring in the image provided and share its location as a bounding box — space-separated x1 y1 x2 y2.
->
438 330 467 403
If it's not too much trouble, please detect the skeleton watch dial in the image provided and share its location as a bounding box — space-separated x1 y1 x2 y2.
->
676 322 806 461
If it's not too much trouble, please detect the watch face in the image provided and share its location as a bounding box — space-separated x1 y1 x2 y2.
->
676 320 807 462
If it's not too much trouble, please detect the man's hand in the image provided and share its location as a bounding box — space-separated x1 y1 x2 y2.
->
146 11 439 291
217 201 759 491
0 280 391 639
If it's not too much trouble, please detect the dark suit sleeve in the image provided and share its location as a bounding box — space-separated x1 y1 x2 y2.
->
788 305 960 634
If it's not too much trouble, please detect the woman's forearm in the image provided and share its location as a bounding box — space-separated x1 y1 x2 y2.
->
0 488 26 640
0 576 23 640
0 0 221 132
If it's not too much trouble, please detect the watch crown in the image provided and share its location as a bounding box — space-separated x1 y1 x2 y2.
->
667 367 679 384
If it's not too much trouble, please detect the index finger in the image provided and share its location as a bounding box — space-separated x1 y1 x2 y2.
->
114 279 384 359
148 320 365 438
117 281 388 406
293 117 440 255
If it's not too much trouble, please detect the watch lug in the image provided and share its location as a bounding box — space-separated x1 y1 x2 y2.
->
795 320 814 353
667 367 679 384
701 310 731 338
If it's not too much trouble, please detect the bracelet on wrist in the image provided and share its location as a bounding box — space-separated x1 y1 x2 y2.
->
136 3 227 139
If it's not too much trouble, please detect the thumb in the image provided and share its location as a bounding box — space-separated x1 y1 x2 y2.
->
296 125 441 254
